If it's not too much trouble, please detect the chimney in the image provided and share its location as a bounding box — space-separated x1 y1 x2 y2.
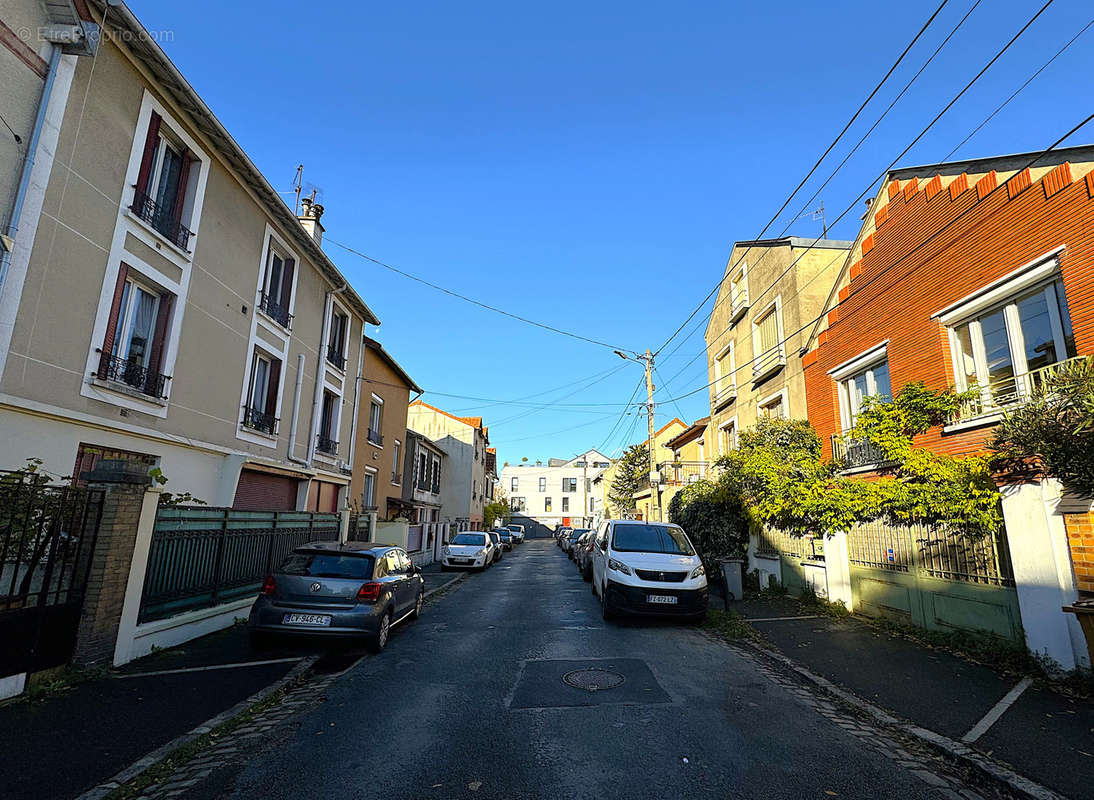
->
298 196 325 245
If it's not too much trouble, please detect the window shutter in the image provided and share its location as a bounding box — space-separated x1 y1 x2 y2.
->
99 265 130 378
147 292 173 387
172 150 193 225
133 112 161 205
279 258 294 310
265 358 281 421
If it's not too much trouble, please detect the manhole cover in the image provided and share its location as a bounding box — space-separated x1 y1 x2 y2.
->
562 668 625 693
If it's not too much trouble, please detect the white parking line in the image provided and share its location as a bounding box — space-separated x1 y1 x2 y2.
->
113 657 304 678
961 677 1033 743
746 615 823 622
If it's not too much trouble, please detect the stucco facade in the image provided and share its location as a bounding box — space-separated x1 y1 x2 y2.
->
499 448 611 530
407 401 490 530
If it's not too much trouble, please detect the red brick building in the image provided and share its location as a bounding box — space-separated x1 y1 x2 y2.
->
799 145 1094 671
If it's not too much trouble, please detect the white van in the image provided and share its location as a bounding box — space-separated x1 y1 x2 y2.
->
591 520 708 621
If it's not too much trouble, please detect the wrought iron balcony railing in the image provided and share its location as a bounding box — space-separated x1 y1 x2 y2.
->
131 189 193 251
367 428 383 446
753 345 786 381
96 352 170 399
712 382 737 408
431 479 440 494
831 434 889 470
326 344 346 370
242 405 278 435
658 461 710 486
316 434 338 456
952 356 1087 423
258 291 292 329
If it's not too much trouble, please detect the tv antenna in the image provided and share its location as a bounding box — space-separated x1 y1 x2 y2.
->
794 200 828 239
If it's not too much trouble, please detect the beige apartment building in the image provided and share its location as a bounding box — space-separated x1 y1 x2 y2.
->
704 236 852 453
0 1 380 511
407 401 490 530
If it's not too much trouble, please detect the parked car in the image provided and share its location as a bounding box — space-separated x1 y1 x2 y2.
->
442 531 495 571
496 529 513 550
591 520 708 622
488 530 504 562
564 528 589 557
555 526 573 547
247 542 423 653
506 524 525 544
573 531 595 579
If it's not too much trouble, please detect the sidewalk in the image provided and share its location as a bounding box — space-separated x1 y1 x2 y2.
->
736 595 1094 799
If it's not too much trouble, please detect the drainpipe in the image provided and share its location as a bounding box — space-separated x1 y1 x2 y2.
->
306 283 347 466
346 331 366 471
0 46 61 296
287 353 308 466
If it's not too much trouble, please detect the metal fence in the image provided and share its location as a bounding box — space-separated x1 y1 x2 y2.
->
848 520 1014 585
139 507 340 624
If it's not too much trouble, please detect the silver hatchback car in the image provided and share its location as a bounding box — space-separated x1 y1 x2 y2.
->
247 542 424 653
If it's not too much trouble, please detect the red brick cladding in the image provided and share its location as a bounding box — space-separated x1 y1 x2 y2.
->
805 164 1094 460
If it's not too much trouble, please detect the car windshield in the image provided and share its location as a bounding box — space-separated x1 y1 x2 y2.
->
507 526 520 532
611 524 695 555
279 552 374 579
451 533 486 546
568 530 585 540
489 533 499 542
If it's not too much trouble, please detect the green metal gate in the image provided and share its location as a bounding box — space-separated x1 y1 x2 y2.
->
847 521 1022 642
758 526 822 596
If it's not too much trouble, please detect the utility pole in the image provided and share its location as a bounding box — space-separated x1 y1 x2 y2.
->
642 349 659 522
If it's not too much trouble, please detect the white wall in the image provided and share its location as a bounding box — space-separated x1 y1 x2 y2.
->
500 461 608 528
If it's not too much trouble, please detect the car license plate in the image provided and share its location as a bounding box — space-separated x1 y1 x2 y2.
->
283 613 332 626
452 558 470 564
647 595 678 605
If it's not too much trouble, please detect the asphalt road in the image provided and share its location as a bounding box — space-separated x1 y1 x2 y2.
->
210 540 955 799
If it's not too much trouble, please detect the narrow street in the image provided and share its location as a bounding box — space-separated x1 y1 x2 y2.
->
193 540 961 799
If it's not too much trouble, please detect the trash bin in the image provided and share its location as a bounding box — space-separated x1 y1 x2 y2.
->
720 558 745 602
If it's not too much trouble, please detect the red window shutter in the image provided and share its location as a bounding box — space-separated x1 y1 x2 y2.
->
99 264 130 377
147 293 173 384
264 358 281 420
172 150 192 225
72 445 99 487
279 258 294 311
134 112 161 205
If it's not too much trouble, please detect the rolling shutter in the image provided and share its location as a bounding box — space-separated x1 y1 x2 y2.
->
233 469 299 511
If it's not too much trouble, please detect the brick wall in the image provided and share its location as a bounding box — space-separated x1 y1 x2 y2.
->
1064 511 1094 596
804 157 1094 460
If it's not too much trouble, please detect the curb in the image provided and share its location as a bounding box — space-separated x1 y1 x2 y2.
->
738 639 1067 800
424 572 466 599
74 655 319 800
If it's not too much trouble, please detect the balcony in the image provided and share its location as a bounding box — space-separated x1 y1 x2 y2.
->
753 345 786 382
131 189 193 251
729 292 750 323
831 434 890 471
326 344 346 370
951 357 1087 424
658 461 710 486
242 405 278 436
712 382 737 409
258 291 292 329
96 352 170 399
316 434 338 456
431 479 440 494
367 428 384 446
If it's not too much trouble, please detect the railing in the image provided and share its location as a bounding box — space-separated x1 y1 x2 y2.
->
326 344 346 370
729 291 749 321
713 383 737 407
658 461 710 486
953 357 1087 423
831 434 889 470
848 520 1014 586
131 189 193 250
258 291 292 329
316 435 338 456
139 507 341 623
753 345 786 381
242 405 278 436
367 428 383 446
431 479 440 494
392 471 402 484
96 352 170 399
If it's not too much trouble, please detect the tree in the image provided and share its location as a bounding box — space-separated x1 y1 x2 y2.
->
667 479 749 570
991 357 1094 499
609 444 648 514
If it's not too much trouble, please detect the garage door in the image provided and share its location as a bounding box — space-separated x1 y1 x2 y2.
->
233 469 299 511
306 480 341 512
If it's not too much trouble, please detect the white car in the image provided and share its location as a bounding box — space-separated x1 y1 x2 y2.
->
506 524 525 543
591 520 708 622
442 531 494 571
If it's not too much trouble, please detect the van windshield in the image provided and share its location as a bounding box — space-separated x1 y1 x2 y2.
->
451 533 486 546
611 525 695 555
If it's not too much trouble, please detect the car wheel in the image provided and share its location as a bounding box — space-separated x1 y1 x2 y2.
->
411 590 424 620
600 583 614 621
367 610 392 654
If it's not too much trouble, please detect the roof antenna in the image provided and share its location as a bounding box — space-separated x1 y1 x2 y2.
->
794 200 828 239
291 164 303 215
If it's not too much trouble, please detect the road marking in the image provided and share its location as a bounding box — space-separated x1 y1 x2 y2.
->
961 677 1033 743
746 615 823 622
113 657 304 678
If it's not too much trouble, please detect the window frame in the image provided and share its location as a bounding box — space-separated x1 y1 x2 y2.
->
757 388 789 420
713 341 736 405
828 342 891 433
751 295 786 381
729 262 750 320
718 416 738 455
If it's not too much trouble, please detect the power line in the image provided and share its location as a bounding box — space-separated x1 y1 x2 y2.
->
445 363 627 415
488 363 630 426
651 0 954 357
596 374 646 453
326 238 634 354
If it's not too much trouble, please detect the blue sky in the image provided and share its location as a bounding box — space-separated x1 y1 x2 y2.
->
133 0 1094 465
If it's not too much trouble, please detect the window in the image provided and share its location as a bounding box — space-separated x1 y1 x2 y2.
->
758 392 788 420
327 310 348 369
752 299 785 380
368 399 383 446
132 112 196 250
510 496 526 512
562 497 569 512
431 457 440 492
318 391 338 454
392 440 401 483
538 477 546 492
545 497 552 512
713 342 736 405
511 477 519 492
473 480 478 498
562 477 577 493
719 420 737 454
98 267 173 398
419 452 429 489
594 461 609 468
362 471 376 508
589 498 595 512
948 278 1075 413
243 349 281 435
729 264 749 317
260 246 294 329
585 478 592 492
